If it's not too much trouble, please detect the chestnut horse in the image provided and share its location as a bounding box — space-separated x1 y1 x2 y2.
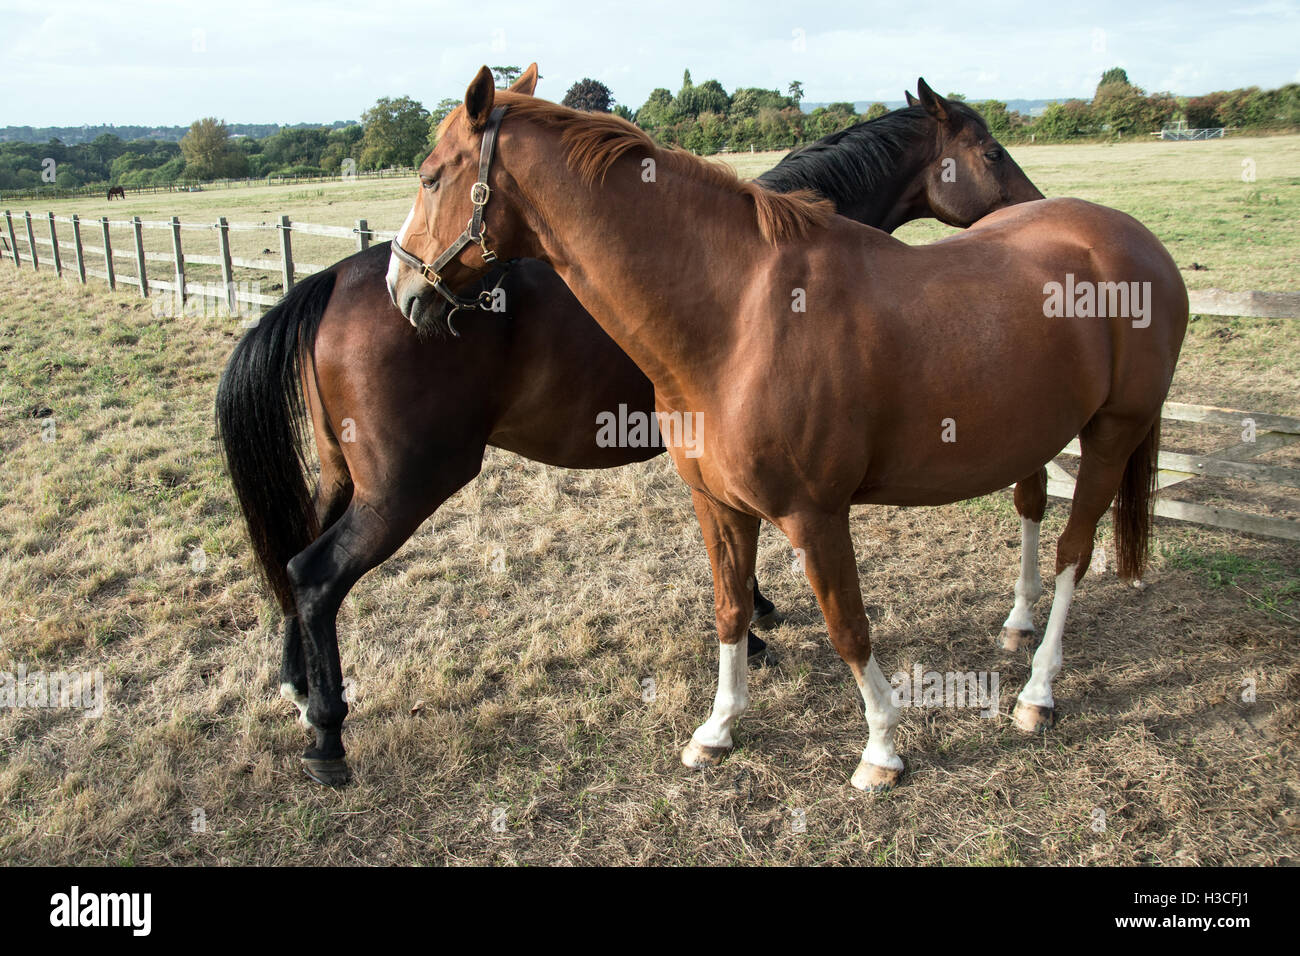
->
217 69 1040 786
388 66 1188 792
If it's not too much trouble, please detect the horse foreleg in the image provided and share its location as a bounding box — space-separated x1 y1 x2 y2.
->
783 509 903 793
999 467 1047 651
681 490 760 770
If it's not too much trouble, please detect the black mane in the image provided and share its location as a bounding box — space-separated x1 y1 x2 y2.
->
756 105 959 208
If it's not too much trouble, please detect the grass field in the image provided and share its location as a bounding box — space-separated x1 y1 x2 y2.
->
0 134 1297 865
7 133 1299 293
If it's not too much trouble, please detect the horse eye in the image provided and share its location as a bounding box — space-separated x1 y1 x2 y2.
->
984 148 1003 162
420 175 437 190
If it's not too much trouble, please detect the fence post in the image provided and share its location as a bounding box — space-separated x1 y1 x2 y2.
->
356 218 370 252
170 216 185 305
217 216 236 312
71 214 86 283
46 212 62 278
132 216 148 297
5 210 20 267
100 217 115 290
278 215 294 292
24 212 38 271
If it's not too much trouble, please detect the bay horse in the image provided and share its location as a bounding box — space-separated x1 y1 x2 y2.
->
387 66 1188 792
107 185 125 201
217 68 1042 786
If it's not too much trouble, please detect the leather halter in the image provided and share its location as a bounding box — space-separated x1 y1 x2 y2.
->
391 105 513 331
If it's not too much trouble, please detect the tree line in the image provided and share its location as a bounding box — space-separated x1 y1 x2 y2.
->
3 66 1297 193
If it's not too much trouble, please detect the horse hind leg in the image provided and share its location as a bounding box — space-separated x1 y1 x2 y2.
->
280 455 353 730
1013 415 1154 732
999 467 1047 651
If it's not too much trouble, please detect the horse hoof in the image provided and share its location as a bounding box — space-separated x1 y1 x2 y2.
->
1013 701 1056 733
300 755 352 787
746 632 775 668
681 739 731 769
851 758 905 793
751 606 782 631
998 627 1038 652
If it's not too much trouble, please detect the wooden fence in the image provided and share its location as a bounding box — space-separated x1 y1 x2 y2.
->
0 166 415 203
3 205 1298 542
1048 403 1300 542
3 207 396 311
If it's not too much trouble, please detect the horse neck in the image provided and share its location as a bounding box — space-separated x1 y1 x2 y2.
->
508 150 774 391
765 117 937 234
841 136 937 234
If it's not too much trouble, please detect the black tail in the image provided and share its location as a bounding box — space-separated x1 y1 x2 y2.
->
1114 418 1160 582
215 269 338 613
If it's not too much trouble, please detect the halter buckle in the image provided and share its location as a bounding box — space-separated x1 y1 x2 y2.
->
469 181 491 206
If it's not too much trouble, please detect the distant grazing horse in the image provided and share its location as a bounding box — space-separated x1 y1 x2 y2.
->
217 67 1042 786
106 186 125 201
386 66 1187 792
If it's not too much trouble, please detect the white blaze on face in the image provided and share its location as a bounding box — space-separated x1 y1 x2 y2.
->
386 205 418 308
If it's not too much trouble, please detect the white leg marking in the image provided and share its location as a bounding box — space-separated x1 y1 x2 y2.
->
691 640 749 749
858 653 903 771
1017 564 1077 710
385 206 417 307
1001 517 1042 632
280 682 313 731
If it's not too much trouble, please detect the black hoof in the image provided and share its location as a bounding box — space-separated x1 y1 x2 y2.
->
301 755 352 787
751 596 781 631
746 632 775 667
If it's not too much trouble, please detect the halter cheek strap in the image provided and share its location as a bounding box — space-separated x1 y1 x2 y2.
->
391 104 513 328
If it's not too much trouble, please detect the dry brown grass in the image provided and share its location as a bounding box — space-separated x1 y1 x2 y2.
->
1 207 1298 866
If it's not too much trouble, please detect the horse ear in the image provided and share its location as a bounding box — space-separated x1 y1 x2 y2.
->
465 65 496 131
508 63 539 96
916 78 952 125
904 90 919 107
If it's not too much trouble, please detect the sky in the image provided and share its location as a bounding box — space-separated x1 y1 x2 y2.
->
1 0 1297 127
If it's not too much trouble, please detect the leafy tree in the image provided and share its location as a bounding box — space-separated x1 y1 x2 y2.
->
612 104 635 121
806 102 857 137
360 96 429 170
730 87 792 119
972 100 1014 137
635 88 678 128
180 118 248 180
678 78 729 117
1097 67 1131 94
491 66 522 87
1035 100 1095 139
787 81 804 105
425 98 462 151
562 78 614 112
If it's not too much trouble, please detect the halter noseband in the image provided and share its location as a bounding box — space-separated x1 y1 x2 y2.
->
391 105 513 332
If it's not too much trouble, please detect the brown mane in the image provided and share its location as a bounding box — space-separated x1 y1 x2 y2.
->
443 92 834 244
